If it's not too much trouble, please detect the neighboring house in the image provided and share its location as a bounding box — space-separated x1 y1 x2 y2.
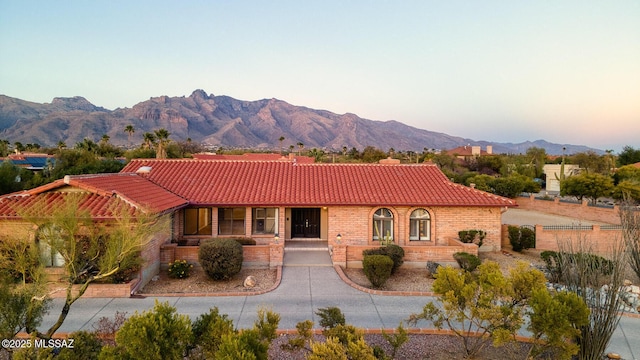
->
0 152 55 171
542 164 581 193
444 145 493 161
1 158 516 289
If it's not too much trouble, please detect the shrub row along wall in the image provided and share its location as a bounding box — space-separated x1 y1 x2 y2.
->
336 238 478 268
160 243 283 269
516 195 620 225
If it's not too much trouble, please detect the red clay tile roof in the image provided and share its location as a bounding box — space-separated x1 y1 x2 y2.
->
0 173 188 218
122 159 516 207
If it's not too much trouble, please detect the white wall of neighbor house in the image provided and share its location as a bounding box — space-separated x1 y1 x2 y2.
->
543 164 581 192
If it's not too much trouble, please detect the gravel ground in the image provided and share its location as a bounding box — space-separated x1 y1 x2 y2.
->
139 267 277 294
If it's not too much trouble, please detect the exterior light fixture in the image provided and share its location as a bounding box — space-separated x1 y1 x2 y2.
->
336 234 342 244
274 233 279 244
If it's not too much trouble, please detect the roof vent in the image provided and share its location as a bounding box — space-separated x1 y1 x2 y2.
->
136 166 152 174
63 175 71 184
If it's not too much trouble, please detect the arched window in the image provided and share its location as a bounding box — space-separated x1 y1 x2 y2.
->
373 208 393 242
410 209 431 241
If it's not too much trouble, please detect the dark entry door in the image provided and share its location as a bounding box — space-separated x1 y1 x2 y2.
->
292 208 320 238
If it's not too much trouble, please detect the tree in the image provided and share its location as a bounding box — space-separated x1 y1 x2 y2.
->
620 198 640 281
490 174 540 198
407 261 548 359
154 128 171 159
553 236 627 360
617 145 640 167
613 180 640 202
18 193 168 338
0 139 10 156
613 165 640 185
361 146 386 163
525 146 548 178
278 136 285 155
560 173 614 204
308 148 325 162
572 151 608 174
296 142 304 156
0 161 26 195
142 132 156 150
124 124 135 147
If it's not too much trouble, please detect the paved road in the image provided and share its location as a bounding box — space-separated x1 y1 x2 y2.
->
39 266 640 360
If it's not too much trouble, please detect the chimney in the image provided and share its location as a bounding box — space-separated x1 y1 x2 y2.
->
471 146 480 156
470 183 476 189
379 157 401 164
486 145 493 154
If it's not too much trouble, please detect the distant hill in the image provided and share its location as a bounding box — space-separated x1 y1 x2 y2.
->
0 90 601 155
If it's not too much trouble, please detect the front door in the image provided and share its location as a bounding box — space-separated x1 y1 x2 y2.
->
292 208 320 238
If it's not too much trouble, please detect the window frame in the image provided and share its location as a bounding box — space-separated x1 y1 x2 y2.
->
409 208 431 241
183 207 213 236
218 207 246 235
372 208 394 242
252 207 278 235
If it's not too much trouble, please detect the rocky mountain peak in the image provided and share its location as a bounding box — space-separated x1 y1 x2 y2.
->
189 89 211 100
51 96 101 112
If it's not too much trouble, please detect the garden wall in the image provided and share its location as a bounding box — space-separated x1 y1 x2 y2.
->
160 243 284 269
516 195 620 225
333 238 478 268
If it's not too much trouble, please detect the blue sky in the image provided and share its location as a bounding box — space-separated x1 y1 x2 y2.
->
1 1 638 152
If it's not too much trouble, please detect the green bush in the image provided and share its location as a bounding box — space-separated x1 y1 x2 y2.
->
540 251 613 284
191 307 235 358
168 259 193 279
108 300 192 360
508 226 536 252
362 244 404 274
363 255 394 288
315 306 346 329
199 238 243 280
56 331 102 360
453 252 481 272
458 230 486 247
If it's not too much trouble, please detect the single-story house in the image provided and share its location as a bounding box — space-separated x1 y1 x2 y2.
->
1 158 515 289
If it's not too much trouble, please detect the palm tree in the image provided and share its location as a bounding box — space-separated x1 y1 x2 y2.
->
297 142 304 156
124 125 135 147
142 132 156 150
101 134 110 144
278 136 285 155
57 141 67 152
154 128 171 159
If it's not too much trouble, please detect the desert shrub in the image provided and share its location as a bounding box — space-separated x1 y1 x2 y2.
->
425 261 441 279
56 330 102 360
108 300 192 360
458 229 486 247
199 238 243 280
191 307 235 358
168 259 193 279
315 306 346 329
92 311 127 342
541 251 613 284
453 252 481 272
508 226 535 252
362 244 404 274
363 255 394 288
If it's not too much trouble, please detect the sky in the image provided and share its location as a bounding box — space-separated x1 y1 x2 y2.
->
1 1 638 152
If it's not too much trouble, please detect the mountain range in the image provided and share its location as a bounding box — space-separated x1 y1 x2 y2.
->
0 90 600 155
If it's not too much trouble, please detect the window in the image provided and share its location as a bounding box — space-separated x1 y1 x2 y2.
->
373 208 393 241
410 209 431 241
218 208 246 235
37 224 65 267
252 208 278 234
184 207 212 235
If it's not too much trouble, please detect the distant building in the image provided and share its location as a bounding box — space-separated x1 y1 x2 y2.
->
0 152 55 171
444 145 493 161
542 164 581 193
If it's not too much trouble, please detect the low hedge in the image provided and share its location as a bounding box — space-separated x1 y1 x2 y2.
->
363 255 394 288
362 244 404 274
198 239 244 280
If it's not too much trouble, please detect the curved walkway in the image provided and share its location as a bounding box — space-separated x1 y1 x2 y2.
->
38 265 639 359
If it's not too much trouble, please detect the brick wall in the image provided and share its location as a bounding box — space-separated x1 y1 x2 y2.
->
327 205 502 252
534 225 624 255
516 195 620 225
160 244 282 269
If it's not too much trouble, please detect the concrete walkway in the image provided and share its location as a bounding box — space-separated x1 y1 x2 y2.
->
39 264 640 359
